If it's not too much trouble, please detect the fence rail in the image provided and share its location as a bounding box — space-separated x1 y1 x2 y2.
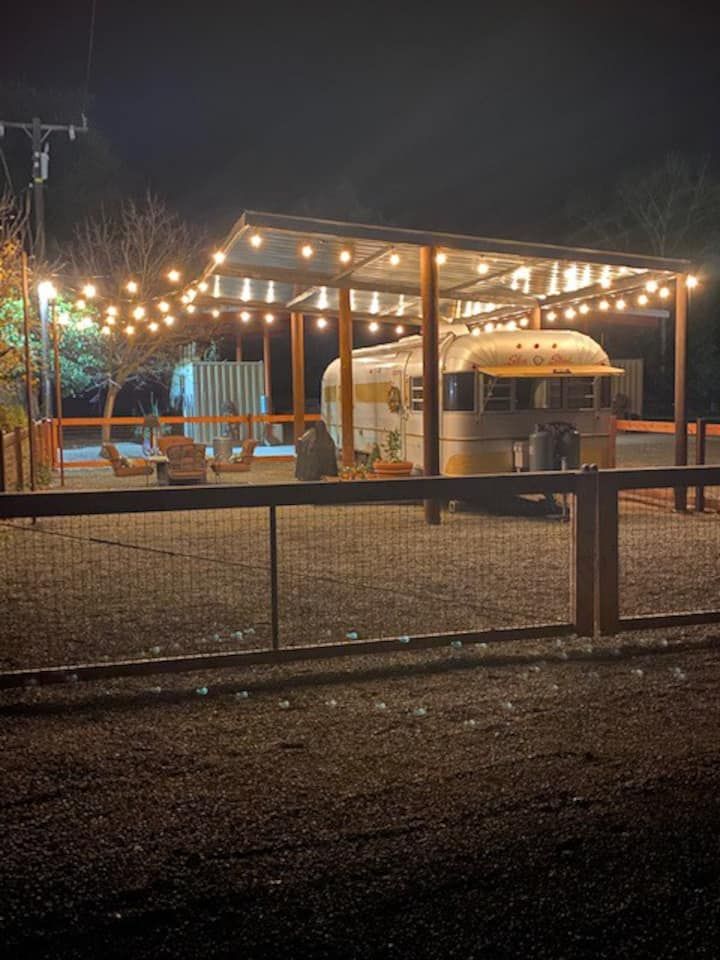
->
2 464 720 690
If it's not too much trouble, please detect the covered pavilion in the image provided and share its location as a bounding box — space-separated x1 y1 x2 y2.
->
193 211 693 514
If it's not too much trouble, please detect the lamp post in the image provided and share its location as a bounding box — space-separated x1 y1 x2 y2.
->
38 280 63 486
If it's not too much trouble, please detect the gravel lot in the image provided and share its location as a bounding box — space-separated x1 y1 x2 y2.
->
2 630 720 958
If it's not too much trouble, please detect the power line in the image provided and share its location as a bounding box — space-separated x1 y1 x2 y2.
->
82 0 98 116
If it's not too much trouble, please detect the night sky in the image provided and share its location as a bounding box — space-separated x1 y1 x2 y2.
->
2 0 720 242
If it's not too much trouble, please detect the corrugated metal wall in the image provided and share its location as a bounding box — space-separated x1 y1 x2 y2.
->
180 361 265 445
611 358 644 417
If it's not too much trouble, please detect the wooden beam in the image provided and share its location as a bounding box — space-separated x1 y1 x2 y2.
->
291 312 305 445
420 246 441 525
338 287 354 468
674 276 688 510
262 326 273 409
234 331 243 362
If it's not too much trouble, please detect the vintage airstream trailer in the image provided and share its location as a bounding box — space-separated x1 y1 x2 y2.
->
321 326 624 474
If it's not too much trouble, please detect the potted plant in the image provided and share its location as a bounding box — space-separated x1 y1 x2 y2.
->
372 429 413 477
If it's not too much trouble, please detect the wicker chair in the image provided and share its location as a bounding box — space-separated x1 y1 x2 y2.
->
210 438 258 481
166 443 207 484
158 435 192 455
101 443 153 481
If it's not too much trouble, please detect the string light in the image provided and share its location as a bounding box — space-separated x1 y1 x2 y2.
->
240 311 251 323
198 281 208 293
518 317 529 328
477 260 489 275
546 310 557 322
564 307 576 320
395 324 405 335
82 283 97 299
389 252 400 266
158 301 170 313
316 317 328 329
616 298 626 310
435 251 447 265
506 320 518 331
599 299 610 311
148 321 159 332
339 249 352 264
579 303 590 315
686 275 698 288
167 269 181 283
106 305 118 317
100 325 111 336
645 280 658 293
186 304 196 314
125 325 136 336
249 234 263 249
264 312 274 323
186 288 197 301
211 309 220 319
106 316 116 326
484 322 495 333
213 251 226 264
637 293 649 306
369 321 379 332
659 286 670 299
126 280 138 294
300 244 314 259
471 326 481 336
164 315 175 326
75 299 86 310
133 306 145 321
181 294 190 304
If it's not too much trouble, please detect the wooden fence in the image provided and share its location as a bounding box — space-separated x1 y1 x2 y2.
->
0 420 54 492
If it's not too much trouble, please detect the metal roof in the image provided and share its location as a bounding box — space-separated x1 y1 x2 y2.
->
198 210 691 328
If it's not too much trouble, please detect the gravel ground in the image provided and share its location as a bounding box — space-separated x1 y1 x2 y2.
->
2 629 720 958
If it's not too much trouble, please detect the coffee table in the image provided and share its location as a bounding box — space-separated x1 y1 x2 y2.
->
144 454 170 486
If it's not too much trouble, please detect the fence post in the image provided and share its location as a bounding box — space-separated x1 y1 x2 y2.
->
597 472 619 635
0 432 5 493
269 505 280 650
14 427 24 490
572 467 597 637
695 417 706 513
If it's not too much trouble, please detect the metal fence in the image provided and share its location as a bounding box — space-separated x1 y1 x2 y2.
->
3 465 720 689
0 471 588 688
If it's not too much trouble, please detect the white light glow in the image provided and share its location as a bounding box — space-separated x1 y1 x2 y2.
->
395 324 405 335
126 280 138 294
300 243 314 259
339 249 352 264
240 311 251 323
148 321 159 332
686 274 698 288
264 312 274 323
82 283 97 299
133 306 146 320
158 301 169 313
389 252 400 266
167 269 181 283
249 234 263 249
213 251 226 264
477 260 489 275
38 281 57 301
369 321 379 332
316 317 328 329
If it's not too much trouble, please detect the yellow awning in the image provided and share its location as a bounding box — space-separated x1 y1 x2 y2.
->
477 364 625 378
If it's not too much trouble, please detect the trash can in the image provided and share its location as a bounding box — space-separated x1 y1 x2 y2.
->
213 436 233 462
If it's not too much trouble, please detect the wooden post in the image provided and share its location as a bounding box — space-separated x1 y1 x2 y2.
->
695 417 706 513
572 468 597 638
420 246 441 525
20 252 36 491
674 276 688 511
530 304 542 330
234 332 243 363
338 287 354 468
14 427 24 490
291 312 305 445
262 325 273 444
0 431 6 492
597 473 619 635
52 301 65 486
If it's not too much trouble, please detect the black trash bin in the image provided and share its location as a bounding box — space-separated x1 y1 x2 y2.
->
295 421 339 481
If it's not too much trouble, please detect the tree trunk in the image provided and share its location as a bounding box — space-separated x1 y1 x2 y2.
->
101 382 120 445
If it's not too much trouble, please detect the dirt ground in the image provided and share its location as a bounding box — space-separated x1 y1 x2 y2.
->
2 628 720 959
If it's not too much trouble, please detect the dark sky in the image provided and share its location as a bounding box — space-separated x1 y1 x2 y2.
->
2 0 720 241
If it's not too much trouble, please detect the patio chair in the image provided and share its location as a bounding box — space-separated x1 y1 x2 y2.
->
100 443 153 481
158 434 192 455
166 442 207 484
210 438 258 481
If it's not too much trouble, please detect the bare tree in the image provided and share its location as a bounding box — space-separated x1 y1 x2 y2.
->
71 194 206 439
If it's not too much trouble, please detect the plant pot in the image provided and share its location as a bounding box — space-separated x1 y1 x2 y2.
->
372 459 414 478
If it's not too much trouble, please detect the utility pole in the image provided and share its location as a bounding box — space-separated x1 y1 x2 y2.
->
0 115 87 416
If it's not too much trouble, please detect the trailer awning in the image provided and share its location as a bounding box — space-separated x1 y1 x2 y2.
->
477 364 626 378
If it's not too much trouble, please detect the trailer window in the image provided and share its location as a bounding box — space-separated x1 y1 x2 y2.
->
410 377 424 412
443 372 475 411
565 378 595 410
482 376 513 411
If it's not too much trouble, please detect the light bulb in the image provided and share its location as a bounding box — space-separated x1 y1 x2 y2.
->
547 310 557 322
506 320 518 331
82 283 97 299
211 309 220 319
477 261 489 275
100 325 111 336
599 299 610 311
106 305 118 317
264 312 274 323
435 251 447 265
167 269 181 283
564 307 576 320
249 234 262 248
106 316 116 326
186 304 196 314
213 251 226 264
389 252 400 266
616 298 626 310
38 281 57 300
519 317 529 328
686 275 698 288
300 244 314 259
240 311 251 323
369 321 379 332
316 317 328 329
339 249 352 264
484 322 494 333
125 325 135 336
637 293 649 306
579 303 590 315
198 281 208 292
148 321 159 332
164 315 175 326
395 324 405 335
133 306 145 321
659 286 670 299
600 277 612 289
75 299 86 310
126 280 138 294
471 326 481 336
158 301 169 313
645 280 658 293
